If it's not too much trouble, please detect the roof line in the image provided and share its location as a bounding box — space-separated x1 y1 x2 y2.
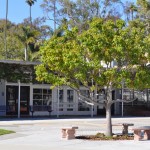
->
0 60 41 65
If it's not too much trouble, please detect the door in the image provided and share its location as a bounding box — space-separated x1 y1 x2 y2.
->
6 85 30 115
6 86 18 115
20 86 30 115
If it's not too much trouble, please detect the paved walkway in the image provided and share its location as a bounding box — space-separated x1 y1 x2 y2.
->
0 117 150 150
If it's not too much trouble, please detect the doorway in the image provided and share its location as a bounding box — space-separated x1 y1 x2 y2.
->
6 85 30 115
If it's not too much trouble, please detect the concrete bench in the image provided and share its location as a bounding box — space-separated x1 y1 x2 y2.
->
112 123 134 135
132 126 150 141
61 126 78 140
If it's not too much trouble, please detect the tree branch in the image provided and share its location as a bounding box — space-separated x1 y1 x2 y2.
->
77 91 106 106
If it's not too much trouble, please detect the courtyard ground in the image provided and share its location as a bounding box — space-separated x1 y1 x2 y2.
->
0 117 150 150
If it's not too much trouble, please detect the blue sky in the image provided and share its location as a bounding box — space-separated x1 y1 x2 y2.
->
0 0 136 24
0 0 44 24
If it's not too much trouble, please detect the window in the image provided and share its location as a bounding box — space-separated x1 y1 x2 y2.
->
80 90 90 98
33 88 52 106
59 104 63 111
67 90 74 103
123 89 134 100
66 89 74 111
78 90 90 111
78 101 90 111
59 90 64 103
57 89 64 111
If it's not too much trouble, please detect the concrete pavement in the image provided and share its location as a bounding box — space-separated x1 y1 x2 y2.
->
0 117 150 150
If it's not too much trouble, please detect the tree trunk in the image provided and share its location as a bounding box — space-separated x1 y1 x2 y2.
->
105 104 112 137
54 1 56 31
30 5 32 27
131 10 133 21
105 84 113 137
25 44 28 61
5 0 8 59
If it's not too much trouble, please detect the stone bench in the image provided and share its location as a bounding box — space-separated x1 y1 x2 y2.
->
61 126 78 140
112 123 134 135
132 126 150 141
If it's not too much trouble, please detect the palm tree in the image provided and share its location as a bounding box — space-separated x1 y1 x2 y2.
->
17 25 40 61
4 0 8 59
26 0 37 27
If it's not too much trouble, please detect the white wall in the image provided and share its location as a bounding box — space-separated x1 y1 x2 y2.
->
1 82 116 117
30 84 97 116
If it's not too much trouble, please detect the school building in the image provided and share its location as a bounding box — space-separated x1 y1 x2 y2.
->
0 60 150 118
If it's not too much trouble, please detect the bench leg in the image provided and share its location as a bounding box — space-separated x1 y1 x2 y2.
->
143 130 150 140
122 125 128 135
134 130 142 141
66 129 75 140
62 129 67 138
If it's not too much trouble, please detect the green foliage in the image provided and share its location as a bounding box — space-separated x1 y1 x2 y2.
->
0 18 50 61
136 0 150 34
26 0 37 6
0 20 25 60
17 25 40 52
36 18 150 91
0 63 35 83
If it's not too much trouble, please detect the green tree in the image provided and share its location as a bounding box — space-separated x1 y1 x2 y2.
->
21 17 53 41
0 17 52 61
36 18 150 136
137 0 150 34
0 20 25 60
41 0 123 32
26 0 37 26
18 18 53 61
17 25 40 61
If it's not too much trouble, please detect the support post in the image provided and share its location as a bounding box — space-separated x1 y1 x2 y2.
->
121 81 124 117
57 86 59 118
91 105 93 117
18 80 20 118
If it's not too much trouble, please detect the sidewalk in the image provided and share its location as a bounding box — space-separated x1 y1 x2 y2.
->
0 117 150 150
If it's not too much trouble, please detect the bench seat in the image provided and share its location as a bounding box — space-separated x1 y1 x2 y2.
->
132 126 150 141
112 123 134 135
61 126 78 140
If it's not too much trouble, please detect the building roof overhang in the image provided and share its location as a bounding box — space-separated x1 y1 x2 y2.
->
0 60 41 66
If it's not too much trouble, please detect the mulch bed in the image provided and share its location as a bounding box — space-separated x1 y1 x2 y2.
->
76 133 134 140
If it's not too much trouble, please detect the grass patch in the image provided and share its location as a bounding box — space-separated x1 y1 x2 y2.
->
0 129 15 136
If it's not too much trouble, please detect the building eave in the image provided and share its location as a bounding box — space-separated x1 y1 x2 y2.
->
0 60 41 66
